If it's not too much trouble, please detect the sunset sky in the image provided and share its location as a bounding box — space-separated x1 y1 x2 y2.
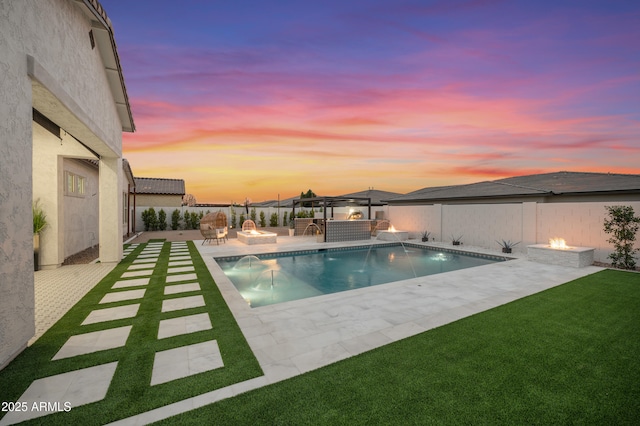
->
102 0 640 203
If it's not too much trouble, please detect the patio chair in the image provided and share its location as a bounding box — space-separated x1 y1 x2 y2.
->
242 220 257 233
200 210 228 245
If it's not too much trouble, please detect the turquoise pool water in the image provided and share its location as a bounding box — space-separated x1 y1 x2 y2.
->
216 243 506 308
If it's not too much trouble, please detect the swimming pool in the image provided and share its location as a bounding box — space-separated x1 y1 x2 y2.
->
216 243 508 308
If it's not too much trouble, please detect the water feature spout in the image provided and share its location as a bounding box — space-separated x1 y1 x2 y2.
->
375 233 417 278
233 255 264 270
302 223 323 237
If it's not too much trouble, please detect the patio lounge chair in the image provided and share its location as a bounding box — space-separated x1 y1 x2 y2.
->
200 210 228 245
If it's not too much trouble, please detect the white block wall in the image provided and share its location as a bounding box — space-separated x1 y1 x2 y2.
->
389 201 640 263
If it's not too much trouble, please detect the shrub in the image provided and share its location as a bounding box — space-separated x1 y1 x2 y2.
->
604 205 640 270
283 212 288 227
171 209 180 230
239 213 245 228
231 206 237 229
250 207 257 222
270 212 279 227
183 210 191 230
33 199 48 234
158 209 167 231
142 207 158 231
190 211 199 229
259 211 266 227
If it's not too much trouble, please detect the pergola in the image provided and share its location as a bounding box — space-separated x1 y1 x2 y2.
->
292 196 372 221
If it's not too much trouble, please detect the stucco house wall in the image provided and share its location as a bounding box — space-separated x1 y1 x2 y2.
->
1 0 131 369
63 159 100 259
136 194 183 208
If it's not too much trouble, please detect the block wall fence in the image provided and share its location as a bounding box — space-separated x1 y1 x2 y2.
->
388 201 640 263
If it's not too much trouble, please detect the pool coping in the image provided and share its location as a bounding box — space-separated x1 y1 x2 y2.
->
215 242 514 308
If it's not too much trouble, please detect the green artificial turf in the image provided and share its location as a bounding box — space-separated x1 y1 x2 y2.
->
159 269 640 425
0 241 262 425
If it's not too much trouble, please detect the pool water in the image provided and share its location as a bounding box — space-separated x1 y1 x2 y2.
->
216 243 506 308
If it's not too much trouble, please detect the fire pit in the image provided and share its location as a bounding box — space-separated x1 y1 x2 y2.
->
237 230 278 245
376 226 409 242
527 238 594 268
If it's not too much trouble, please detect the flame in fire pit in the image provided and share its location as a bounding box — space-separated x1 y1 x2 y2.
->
549 237 569 249
389 225 397 232
249 230 260 235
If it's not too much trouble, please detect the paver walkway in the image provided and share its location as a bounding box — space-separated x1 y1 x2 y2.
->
0 241 249 425
31 264 116 345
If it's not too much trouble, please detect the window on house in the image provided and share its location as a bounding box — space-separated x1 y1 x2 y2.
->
65 171 86 197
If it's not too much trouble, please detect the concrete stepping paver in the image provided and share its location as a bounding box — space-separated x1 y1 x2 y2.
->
0 362 118 425
167 266 195 274
121 269 153 278
136 254 159 259
127 263 157 270
100 289 146 304
161 295 206 312
168 255 191 262
52 326 132 360
150 340 223 385
82 304 140 325
112 278 150 289
157 313 212 339
133 258 158 264
166 273 197 283
164 283 200 295
168 260 192 267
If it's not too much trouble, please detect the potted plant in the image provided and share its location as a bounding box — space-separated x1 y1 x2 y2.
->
451 235 463 246
496 239 520 254
421 230 431 242
33 199 48 271
288 218 295 237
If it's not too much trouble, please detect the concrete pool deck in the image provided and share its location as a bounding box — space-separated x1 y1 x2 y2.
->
197 237 602 382
20 235 602 425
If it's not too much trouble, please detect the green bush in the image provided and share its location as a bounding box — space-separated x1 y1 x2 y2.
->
190 211 200 229
283 211 288 227
141 207 158 231
604 205 640 270
171 209 181 230
270 212 279 227
239 213 245 228
157 209 167 231
231 206 237 229
183 210 191 230
259 211 266 227
250 207 257 222
33 199 48 234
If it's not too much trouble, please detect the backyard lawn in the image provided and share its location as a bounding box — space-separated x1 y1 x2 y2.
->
0 241 262 425
161 269 640 425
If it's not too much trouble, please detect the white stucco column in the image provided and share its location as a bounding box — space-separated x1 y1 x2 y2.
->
99 157 123 264
31 132 64 268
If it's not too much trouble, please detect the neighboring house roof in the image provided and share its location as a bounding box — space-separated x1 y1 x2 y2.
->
337 189 403 205
252 196 299 208
134 177 185 195
73 0 135 132
387 171 640 204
